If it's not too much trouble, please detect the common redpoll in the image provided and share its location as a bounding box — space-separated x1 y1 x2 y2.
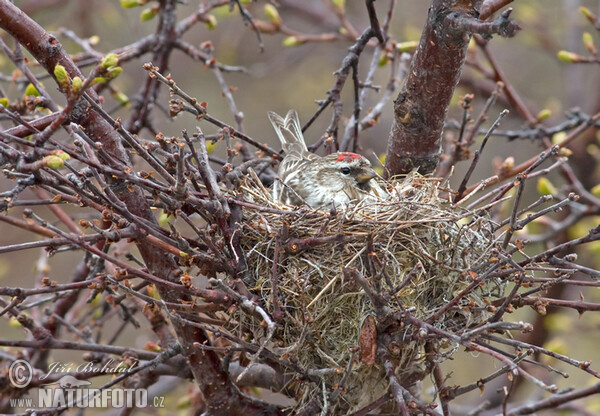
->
269 110 379 209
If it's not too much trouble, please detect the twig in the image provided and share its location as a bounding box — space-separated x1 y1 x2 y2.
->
455 109 509 201
379 346 410 416
506 382 600 416
208 278 276 384
230 0 264 52
480 0 515 20
446 350 529 399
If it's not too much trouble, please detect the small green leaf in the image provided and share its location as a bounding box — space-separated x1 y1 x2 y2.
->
106 66 123 79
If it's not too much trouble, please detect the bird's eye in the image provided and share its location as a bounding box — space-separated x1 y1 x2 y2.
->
341 167 350 175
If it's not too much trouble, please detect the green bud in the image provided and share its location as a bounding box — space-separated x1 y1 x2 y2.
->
146 285 162 300
377 52 388 67
500 156 514 172
55 150 71 161
557 50 580 63
0 97 8 108
101 53 119 69
558 147 572 158
53 64 70 89
552 131 567 145
159 211 171 227
25 83 40 97
91 77 108 86
282 36 303 47
591 184 600 197
71 76 83 93
397 41 419 53
580 7 597 23
536 177 557 196
206 140 218 155
121 0 141 8
106 66 123 79
583 32 596 55
140 7 158 21
264 4 281 25
9 316 21 328
88 35 100 45
536 109 551 122
44 155 65 170
205 15 217 30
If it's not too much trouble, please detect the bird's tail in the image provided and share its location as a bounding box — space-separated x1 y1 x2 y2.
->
268 110 308 154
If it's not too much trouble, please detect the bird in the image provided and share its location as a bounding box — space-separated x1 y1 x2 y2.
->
268 110 379 209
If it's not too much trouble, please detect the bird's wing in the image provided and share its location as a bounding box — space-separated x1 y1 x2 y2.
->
268 110 308 155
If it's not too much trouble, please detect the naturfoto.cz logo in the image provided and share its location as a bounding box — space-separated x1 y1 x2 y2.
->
8 359 165 410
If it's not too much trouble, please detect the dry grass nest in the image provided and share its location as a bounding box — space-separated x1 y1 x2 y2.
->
233 172 507 411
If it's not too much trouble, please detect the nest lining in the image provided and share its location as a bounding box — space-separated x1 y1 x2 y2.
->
232 172 506 411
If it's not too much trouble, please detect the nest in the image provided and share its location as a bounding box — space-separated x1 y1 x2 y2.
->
233 172 506 412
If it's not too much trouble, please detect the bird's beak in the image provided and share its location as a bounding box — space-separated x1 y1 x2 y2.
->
355 169 377 184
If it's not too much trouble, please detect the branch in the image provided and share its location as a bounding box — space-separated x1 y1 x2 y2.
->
384 0 519 176
480 0 515 20
506 382 600 416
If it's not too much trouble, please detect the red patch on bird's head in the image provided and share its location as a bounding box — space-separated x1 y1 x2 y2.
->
336 152 363 162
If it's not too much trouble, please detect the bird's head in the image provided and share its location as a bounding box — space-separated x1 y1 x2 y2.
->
316 152 378 191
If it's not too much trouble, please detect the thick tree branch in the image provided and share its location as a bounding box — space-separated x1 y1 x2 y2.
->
384 0 520 177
